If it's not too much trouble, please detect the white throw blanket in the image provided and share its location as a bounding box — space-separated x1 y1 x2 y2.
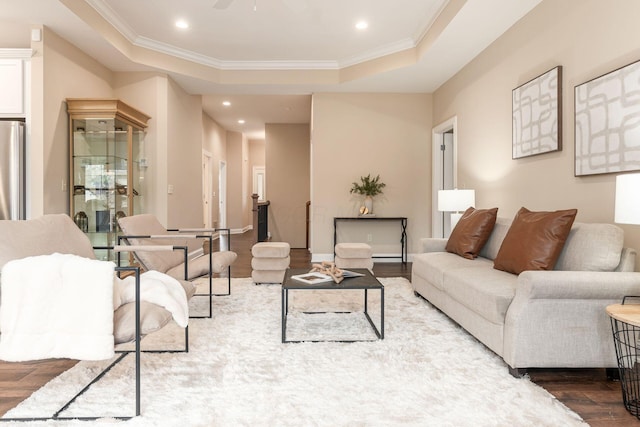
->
0 253 116 362
113 270 189 328
0 254 189 362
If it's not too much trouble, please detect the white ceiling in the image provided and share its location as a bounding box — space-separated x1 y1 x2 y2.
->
0 0 541 139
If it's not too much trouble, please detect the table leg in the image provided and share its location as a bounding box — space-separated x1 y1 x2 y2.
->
380 286 384 339
281 288 287 343
364 288 368 314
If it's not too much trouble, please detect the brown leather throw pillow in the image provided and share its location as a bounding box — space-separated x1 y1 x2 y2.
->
493 207 577 275
445 207 498 259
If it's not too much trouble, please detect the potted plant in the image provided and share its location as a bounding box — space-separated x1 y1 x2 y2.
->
350 174 386 215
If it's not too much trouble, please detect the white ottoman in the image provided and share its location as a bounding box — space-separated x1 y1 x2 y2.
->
335 243 374 271
251 242 290 284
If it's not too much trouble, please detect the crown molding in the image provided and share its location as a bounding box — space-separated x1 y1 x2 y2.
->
135 36 340 70
86 0 424 72
0 49 33 59
87 0 138 44
338 38 416 68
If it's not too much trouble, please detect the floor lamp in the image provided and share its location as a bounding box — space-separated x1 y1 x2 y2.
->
438 189 475 232
615 173 640 225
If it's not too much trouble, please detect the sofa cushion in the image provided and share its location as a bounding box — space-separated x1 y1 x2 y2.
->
412 252 492 291
113 301 172 344
166 251 237 280
252 242 291 258
446 207 498 259
494 207 577 274
251 256 291 270
555 222 624 271
444 267 518 325
479 217 512 261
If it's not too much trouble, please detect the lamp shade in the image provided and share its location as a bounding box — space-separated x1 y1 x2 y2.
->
615 173 640 225
438 189 475 212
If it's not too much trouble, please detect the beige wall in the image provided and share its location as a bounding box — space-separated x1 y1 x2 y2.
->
166 78 203 228
248 138 265 200
433 0 640 269
241 136 251 227
40 26 114 216
202 112 228 227
29 25 206 229
266 124 310 248
311 93 432 259
114 72 165 222
0 21 30 48
226 131 245 231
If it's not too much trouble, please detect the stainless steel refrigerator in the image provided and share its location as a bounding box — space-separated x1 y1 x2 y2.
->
0 121 25 220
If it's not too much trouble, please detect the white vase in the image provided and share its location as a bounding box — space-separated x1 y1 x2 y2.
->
364 196 373 214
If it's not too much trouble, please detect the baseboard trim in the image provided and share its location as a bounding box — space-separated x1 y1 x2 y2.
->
230 225 252 234
311 253 417 263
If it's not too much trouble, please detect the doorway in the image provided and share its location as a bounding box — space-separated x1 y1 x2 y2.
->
252 166 266 201
202 150 213 228
218 160 227 228
218 160 228 250
431 117 458 238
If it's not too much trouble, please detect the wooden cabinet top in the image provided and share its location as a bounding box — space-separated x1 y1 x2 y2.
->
66 98 150 129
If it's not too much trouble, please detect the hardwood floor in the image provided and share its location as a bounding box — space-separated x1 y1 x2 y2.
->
0 231 637 425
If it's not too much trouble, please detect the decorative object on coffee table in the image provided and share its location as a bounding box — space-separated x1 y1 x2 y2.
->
350 174 385 215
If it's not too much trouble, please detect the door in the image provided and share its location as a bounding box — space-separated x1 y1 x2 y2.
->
432 117 457 238
202 151 213 228
218 160 228 250
253 166 266 201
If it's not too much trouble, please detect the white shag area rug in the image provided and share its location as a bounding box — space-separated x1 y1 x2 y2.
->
4 277 586 426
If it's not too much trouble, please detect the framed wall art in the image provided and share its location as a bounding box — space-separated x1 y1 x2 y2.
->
575 59 640 176
512 66 562 159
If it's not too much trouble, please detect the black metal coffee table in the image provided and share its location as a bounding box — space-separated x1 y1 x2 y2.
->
281 268 384 343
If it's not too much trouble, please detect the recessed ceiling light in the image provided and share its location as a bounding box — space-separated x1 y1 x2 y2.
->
355 21 368 30
175 20 189 29
222 101 231 106
238 119 245 124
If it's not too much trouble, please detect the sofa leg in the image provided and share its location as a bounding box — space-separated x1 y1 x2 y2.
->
606 368 620 381
509 367 527 377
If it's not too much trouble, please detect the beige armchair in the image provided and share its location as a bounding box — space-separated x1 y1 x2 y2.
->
117 214 238 318
0 214 193 420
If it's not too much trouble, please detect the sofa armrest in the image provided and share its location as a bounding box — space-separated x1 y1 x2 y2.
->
420 238 447 253
503 270 640 370
517 270 640 300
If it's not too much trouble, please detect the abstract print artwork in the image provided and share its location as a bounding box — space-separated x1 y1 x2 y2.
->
575 60 640 176
512 66 562 159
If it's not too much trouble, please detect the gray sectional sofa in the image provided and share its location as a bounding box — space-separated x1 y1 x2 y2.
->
411 217 640 375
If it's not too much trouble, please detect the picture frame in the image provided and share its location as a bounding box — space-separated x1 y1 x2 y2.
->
574 59 640 176
512 66 562 159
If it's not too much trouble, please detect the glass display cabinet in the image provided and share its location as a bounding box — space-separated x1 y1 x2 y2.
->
67 98 150 260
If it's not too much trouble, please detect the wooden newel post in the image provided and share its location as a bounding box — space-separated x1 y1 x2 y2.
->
252 193 259 243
